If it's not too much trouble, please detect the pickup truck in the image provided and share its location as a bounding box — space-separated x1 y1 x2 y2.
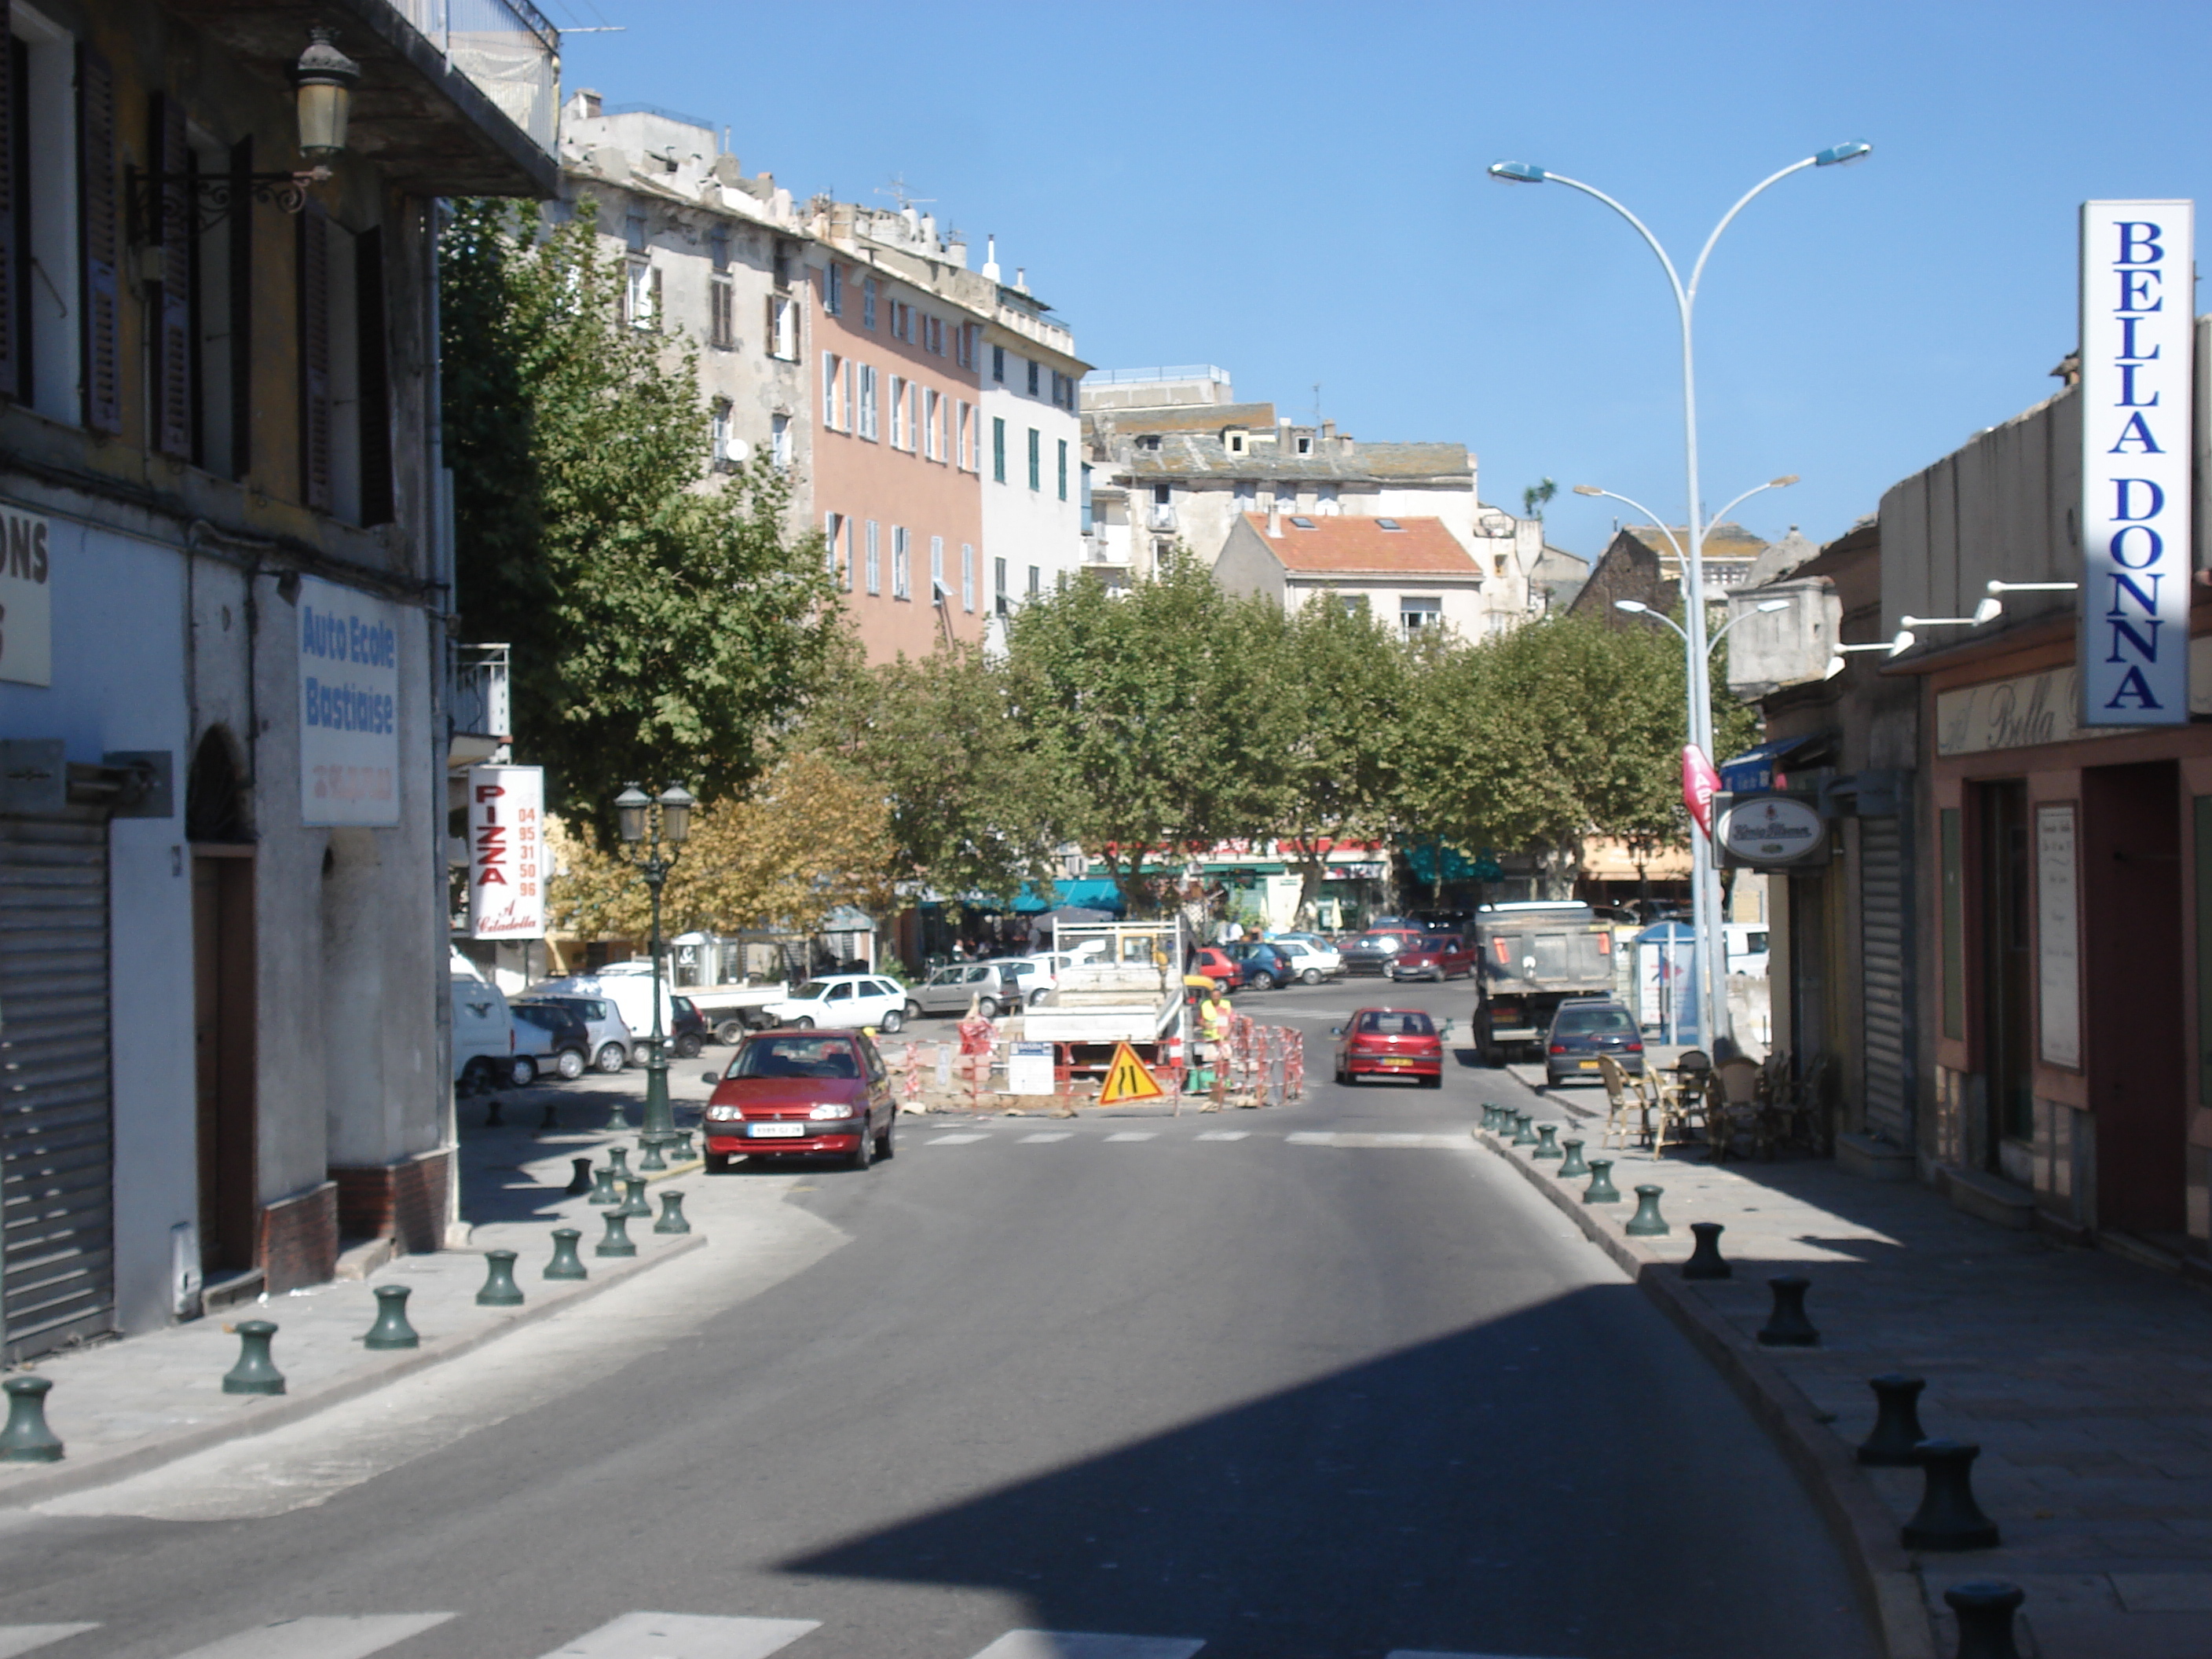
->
1024 919 1188 1078
1469 903 1618 1064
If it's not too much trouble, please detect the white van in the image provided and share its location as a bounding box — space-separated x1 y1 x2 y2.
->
450 950 523 1091
1723 924 1771 978
532 970 672 1061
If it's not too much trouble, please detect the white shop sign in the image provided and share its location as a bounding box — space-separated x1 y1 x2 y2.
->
467 764 546 939
298 575 401 826
0 504 53 686
1936 637 2212 756
2035 804 2081 1069
1716 795 1825 866
2078 200 2193 725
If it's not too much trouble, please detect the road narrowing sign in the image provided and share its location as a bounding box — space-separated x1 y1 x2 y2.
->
1097 1042 1166 1105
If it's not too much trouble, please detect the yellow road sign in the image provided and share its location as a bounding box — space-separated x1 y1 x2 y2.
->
1097 1041 1166 1105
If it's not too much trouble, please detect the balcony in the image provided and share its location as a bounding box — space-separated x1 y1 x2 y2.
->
1146 504 1177 533
450 642 511 767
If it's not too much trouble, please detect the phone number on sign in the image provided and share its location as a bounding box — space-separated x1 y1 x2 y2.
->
309 764 394 804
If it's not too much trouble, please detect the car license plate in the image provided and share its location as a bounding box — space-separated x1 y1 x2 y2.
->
1578 1060 1599 1070
1381 1058 1412 1068
750 1122 805 1138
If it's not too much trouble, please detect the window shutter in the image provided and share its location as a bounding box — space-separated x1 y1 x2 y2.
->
75 45 121 434
297 206 331 512
0 7 19 401
649 264 662 331
152 94 192 458
355 227 392 525
227 136 252 478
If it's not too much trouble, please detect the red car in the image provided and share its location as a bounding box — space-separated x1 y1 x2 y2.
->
1388 932 1476 982
699 1030 896 1170
1331 1007 1446 1088
1189 947 1245 990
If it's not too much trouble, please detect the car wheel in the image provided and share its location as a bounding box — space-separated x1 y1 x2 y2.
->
875 1111 896 1159
1301 969 1323 986
791 1016 815 1029
715 1018 748 1046
847 1119 873 1171
1334 1064 1348 1086
555 1048 586 1082
631 1041 654 1067
880 1008 906 1034
459 1057 496 1095
592 1042 627 1075
1029 987 1049 1007
1423 1073 1442 1090
507 1055 538 1088
1249 971 1275 991
675 1032 703 1058
905 1001 923 1022
705 1152 731 1174
977 996 1001 1019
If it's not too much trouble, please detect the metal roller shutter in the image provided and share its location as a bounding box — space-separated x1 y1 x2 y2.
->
0 805 113 1358
1859 811 1915 1147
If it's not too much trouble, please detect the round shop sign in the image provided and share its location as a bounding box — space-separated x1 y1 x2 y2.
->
1718 795 1825 865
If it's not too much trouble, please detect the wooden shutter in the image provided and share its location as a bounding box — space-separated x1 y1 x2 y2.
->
152 95 192 458
296 206 331 513
75 45 120 434
355 227 392 526
0 7 18 402
227 136 251 479
649 264 662 332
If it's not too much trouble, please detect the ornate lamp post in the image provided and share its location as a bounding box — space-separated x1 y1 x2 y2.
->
614 782 695 1163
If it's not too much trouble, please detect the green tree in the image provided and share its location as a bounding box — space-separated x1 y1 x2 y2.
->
441 199 834 835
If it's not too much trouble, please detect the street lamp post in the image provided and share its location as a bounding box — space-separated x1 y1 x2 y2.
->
1494 142 1869 1049
614 782 696 1164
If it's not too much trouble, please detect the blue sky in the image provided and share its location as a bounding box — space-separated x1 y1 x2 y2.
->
546 0 2212 561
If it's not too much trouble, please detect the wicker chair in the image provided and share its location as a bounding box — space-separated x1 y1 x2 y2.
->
1650 1051 1709 1157
1706 1055 1774 1161
1598 1053 1646 1150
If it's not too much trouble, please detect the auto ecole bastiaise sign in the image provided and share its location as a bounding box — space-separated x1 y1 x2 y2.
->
298 574 400 826
0 504 53 686
2079 200 2192 726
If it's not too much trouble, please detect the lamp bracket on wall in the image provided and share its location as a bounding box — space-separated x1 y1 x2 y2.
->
126 164 330 245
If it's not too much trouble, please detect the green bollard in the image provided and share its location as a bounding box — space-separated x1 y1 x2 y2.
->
544 1227 588 1280
0 1376 64 1462
1683 1221 1732 1280
595 1210 639 1258
603 1095 635 1133
1558 1137 1590 1178
564 1157 593 1196
1480 1104 1500 1133
1625 1184 1670 1236
654 1190 692 1234
1584 1159 1621 1204
637 1134 668 1174
1511 1111 1538 1147
1533 1123 1562 1159
672 1130 695 1160
606 1146 633 1181
617 1175 651 1218
476 1249 526 1307
1757 1275 1821 1346
1945 1580 2024 1657
585 1165 620 1206
1903 1439 2001 1551
222 1320 287 1394
362 1284 420 1350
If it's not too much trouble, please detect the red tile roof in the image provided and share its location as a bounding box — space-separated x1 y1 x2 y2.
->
1240 513 1479 575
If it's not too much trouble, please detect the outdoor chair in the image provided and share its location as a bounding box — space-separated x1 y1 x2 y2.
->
1598 1054 1646 1151
1705 1055 1773 1162
1649 1064 1705 1158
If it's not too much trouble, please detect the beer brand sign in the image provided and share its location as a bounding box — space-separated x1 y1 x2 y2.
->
2078 201 2193 725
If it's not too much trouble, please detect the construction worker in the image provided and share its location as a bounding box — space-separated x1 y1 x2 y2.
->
1199 980 1234 1110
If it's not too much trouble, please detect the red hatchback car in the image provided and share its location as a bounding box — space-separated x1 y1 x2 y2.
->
700 1030 896 1170
1332 1007 1446 1087
1387 933 1475 982
1188 947 1245 990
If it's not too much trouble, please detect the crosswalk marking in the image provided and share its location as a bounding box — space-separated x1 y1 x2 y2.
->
0 1630 100 1659
969 1635 1204 1659
537 1612 819 1658
1018 1132 1072 1142
1194 1130 1249 1141
167 1614 456 1659
925 1133 990 1144
1104 1131 1157 1142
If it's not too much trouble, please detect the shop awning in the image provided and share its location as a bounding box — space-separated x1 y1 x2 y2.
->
1720 731 1834 793
1010 878 1127 914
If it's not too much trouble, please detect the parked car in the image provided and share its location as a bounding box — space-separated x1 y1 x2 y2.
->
1188 947 1244 990
1269 937 1342 984
624 995 709 1064
1223 939 1295 990
532 971 682 1058
982 958 1056 1008
1331 1007 1446 1088
507 1000 593 1083
1339 927 1426 976
1544 997 1646 1088
515 994 633 1075
1388 932 1476 982
760 974 908 1031
698 1029 897 1170
1723 923 1771 978
908 961 1017 1019
450 950 520 1092
1412 909 1474 933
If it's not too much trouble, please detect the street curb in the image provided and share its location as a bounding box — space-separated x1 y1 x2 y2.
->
1474 1129 1940 1659
0 1232 708 1510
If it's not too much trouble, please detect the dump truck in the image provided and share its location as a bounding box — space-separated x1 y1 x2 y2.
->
1023 918 1188 1079
1469 901 1618 1064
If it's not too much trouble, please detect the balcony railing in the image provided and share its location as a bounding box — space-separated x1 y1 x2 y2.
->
390 0 558 149
452 643 512 741
1146 505 1177 532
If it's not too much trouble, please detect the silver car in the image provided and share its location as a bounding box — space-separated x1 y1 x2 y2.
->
515 993 633 1074
908 962 1016 1019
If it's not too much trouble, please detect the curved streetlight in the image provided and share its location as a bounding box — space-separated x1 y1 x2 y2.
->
1501 146 1869 1045
1617 595 1792 649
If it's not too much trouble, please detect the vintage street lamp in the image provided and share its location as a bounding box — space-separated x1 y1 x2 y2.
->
614 782 695 1162
291 27 361 164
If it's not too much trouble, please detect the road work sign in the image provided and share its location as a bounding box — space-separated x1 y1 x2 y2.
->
1098 1042 1165 1105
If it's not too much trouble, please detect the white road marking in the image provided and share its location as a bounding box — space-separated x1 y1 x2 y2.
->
1194 1130 1250 1141
925 1133 990 1144
167 1615 456 1659
1287 1131 1471 1150
0 1630 99 1658
537 1612 820 1658
1104 1131 1157 1142
967 1635 1204 1659
1018 1132 1073 1143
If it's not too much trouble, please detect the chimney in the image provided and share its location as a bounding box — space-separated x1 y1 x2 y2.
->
1277 417 1293 452
1015 266 1027 291
1320 420 1335 443
1266 503 1283 537
576 88 602 118
982 234 1001 282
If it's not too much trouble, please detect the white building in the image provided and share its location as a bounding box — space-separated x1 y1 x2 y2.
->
976 240 1087 629
1213 511 1492 638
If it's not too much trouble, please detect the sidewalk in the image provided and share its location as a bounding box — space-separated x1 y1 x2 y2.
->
0 1082 705 1507
1478 1091 2212 1659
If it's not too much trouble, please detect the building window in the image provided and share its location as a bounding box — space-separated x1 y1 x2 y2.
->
709 278 734 348
862 276 877 329
1081 463 1094 532
624 211 647 254
992 416 1007 483
709 228 730 273
865 520 881 594
825 262 843 316
767 295 798 360
1026 358 1040 397
1400 597 1443 635
1057 439 1069 501
889 375 906 449
1049 370 1076 410
892 526 911 599
992 344 1005 383
956 401 972 470
771 412 791 471
994 555 1008 616
624 261 659 330
956 323 976 369
1028 428 1041 491
924 314 943 354
822 352 843 429
924 387 940 460
1339 595 1369 617
824 511 844 584
1296 434 1313 456
961 544 976 612
858 364 879 440
1027 564 1041 596
928 535 943 602
711 400 736 471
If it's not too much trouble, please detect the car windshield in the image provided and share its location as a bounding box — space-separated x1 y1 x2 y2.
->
1555 1006 1636 1035
728 1036 862 1079
789 981 833 1001
1356 1011 1434 1036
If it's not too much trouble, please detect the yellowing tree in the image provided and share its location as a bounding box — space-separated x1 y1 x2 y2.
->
544 753 896 941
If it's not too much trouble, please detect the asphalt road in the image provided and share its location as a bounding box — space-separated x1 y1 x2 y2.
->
1 975 1873 1659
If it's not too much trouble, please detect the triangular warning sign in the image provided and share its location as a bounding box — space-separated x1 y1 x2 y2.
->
1097 1041 1166 1104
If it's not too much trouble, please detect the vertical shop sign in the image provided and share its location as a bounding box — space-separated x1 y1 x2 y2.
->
2035 804 2081 1068
467 764 546 939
